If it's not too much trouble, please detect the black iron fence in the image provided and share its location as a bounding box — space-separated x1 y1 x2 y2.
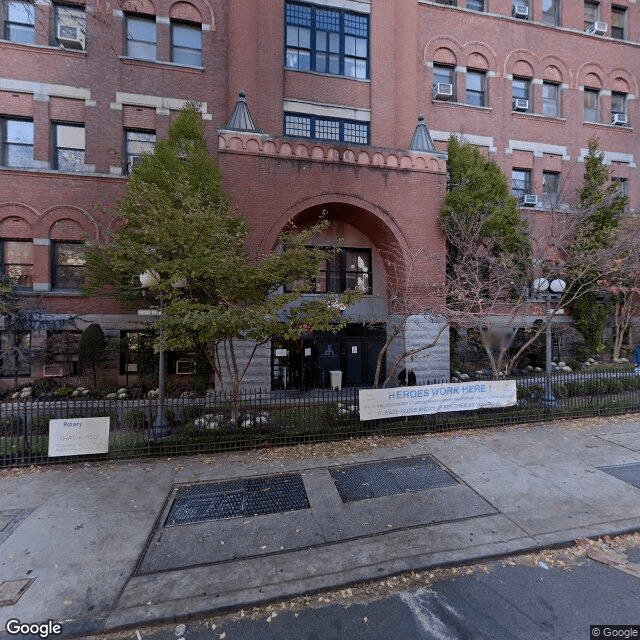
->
2 369 640 467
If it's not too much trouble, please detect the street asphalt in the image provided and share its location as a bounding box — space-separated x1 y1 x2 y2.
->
2 414 640 638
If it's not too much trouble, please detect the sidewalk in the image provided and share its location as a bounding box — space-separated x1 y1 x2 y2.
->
2 414 640 638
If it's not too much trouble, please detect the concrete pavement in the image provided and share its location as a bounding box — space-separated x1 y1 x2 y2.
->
2 414 640 638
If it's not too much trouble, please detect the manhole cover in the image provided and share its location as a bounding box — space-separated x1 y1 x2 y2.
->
598 462 640 489
330 456 458 502
165 473 310 525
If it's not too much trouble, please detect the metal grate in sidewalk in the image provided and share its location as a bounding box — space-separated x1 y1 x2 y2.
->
165 473 310 525
598 462 640 490
330 455 458 503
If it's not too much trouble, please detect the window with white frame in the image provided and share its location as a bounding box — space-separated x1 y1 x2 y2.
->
433 64 455 100
53 123 85 172
285 2 369 79
284 112 369 144
1 118 34 168
54 4 85 49
466 70 486 107
171 20 201 66
543 81 560 117
512 77 531 112
584 87 600 122
3 0 34 43
125 14 156 60
611 92 627 124
512 168 532 200
124 129 156 173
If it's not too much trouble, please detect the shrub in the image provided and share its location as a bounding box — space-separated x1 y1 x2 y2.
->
122 408 146 430
30 414 54 435
54 386 74 398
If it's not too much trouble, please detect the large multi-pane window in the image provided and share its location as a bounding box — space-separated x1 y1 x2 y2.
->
1 239 33 287
285 2 368 79
52 241 85 290
311 249 372 294
512 77 531 112
3 0 34 43
53 123 85 172
171 20 201 66
542 0 560 25
584 88 600 122
124 130 156 173
512 169 532 200
54 4 86 49
611 6 626 39
466 70 486 107
284 113 369 144
543 82 560 117
125 14 156 60
1 118 34 167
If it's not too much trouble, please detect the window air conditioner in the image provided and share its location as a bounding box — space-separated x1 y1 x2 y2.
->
512 4 529 19
520 194 538 207
611 112 628 126
512 98 529 112
127 155 141 173
586 21 607 35
43 364 65 377
175 359 194 375
56 16 85 49
433 83 453 100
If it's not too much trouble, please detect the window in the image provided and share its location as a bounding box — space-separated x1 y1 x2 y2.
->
285 3 369 79
312 249 372 294
612 177 629 211
512 0 529 18
43 330 81 376
584 87 600 122
0 331 31 378
466 70 485 106
611 6 626 39
52 241 85 289
1 239 33 287
466 0 484 11
284 113 369 144
512 77 531 112
542 0 560 25
171 20 201 66
3 0 34 43
611 91 627 118
1 118 34 167
433 64 455 100
584 1 598 29
543 81 560 117
124 129 155 173
54 4 86 49
512 168 532 200
53 123 85 172
542 171 560 206
125 14 156 60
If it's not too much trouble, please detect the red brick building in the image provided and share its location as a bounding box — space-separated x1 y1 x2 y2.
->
0 0 634 389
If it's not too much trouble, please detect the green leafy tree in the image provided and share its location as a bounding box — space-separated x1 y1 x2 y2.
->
85 104 359 402
78 323 107 388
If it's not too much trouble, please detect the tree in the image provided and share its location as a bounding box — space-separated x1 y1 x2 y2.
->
78 323 107 388
85 104 359 402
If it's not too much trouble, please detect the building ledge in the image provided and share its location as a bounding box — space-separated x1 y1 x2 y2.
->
217 131 447 174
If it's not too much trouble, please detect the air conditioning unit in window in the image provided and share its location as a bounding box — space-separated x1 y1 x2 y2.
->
512 98 529 112
586 21 607 35
56 16 85 49
520 194 538 207
612 112 628 126
512 4 529 19
433 83 453 100
127 155 141 173
175 359 194 375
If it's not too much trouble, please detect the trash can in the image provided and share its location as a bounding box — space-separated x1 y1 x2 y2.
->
329 370 343 390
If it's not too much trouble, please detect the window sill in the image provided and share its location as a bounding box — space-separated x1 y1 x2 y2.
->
432 100 492 112
512 111 567 122
583 120 634 131
119 56 204 72
0 39 87 55
284 67 370 83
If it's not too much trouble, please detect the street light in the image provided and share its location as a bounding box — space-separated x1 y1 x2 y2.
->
139 270 171 440
533 277 566 406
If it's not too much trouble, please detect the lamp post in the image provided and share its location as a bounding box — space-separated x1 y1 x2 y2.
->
533 277 566 406
139 270 171 440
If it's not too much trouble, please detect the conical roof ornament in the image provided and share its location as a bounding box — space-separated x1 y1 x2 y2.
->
226 91 259 131
409 115 436 152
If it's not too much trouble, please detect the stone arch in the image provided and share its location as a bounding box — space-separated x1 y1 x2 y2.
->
577 62 605 89
121 0 156 15
424 35 463 66
463 41 496 71
169 1 202 23
610 68 637 95
0 203 38 236
541 54 571 86
40 206 100 241
258 193 414 288
504 50 540 79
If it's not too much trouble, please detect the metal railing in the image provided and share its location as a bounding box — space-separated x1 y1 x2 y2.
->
1 369 639 466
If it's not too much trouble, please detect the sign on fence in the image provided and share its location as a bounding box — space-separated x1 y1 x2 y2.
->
358 380 517 421
48 417 110 457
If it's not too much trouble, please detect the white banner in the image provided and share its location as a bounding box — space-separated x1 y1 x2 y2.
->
48 417 110 457
358 380 517 421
